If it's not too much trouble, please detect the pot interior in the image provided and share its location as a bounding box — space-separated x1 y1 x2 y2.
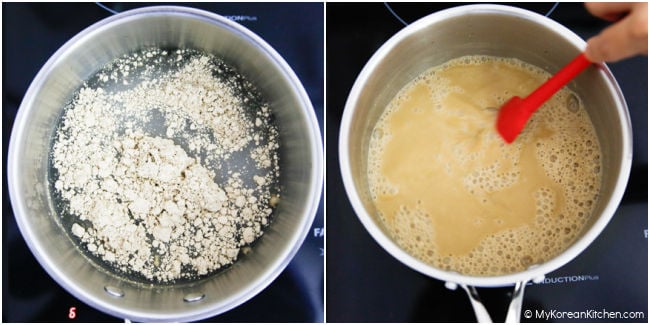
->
344 6 630 285
10 6 320 321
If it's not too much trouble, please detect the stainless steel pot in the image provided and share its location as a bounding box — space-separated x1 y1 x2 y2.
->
339 4 632 322
8 6 323 322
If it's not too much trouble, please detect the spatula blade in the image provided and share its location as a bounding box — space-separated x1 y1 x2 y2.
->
496 96 528 144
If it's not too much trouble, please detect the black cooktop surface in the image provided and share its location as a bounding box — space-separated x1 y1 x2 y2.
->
3 2 323 322
326 3 647 323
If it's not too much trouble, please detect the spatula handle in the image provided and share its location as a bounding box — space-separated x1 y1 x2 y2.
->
524 53 591 113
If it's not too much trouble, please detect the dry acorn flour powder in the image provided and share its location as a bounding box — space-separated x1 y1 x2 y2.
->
51 47 281 283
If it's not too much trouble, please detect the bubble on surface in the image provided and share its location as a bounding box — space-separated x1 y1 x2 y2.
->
366 55 602 276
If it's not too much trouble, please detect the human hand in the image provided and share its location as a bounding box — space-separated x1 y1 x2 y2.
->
584 2 648 63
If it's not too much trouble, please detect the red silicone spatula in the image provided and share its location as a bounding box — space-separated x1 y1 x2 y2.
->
496 53 592 143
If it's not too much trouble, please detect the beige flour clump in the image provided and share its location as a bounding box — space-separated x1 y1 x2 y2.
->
112 52 255 160
51 47 280 283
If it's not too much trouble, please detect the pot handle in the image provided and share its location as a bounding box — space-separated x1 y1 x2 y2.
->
454 278 535 323
504 280 527 323
459 284 493 323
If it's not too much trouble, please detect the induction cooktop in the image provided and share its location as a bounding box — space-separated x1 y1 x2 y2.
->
326 3 647 323
3 2 323 322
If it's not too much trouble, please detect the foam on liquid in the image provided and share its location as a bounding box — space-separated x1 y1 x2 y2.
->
367 56 602 276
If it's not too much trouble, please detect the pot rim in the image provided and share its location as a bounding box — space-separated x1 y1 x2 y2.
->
339 4 632 287
8 5 323 321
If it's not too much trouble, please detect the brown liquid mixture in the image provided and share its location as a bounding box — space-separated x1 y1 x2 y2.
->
368 56 602 276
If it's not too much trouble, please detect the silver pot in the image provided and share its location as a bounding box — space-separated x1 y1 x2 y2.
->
339 4 631 322
8 6 323 322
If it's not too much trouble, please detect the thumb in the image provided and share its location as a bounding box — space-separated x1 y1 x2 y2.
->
585 5 648 62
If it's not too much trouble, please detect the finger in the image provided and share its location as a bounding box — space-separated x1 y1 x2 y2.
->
585 2 634 22
585 8 648 62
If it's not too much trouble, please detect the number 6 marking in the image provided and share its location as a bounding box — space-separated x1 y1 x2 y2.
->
68 307 76 319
